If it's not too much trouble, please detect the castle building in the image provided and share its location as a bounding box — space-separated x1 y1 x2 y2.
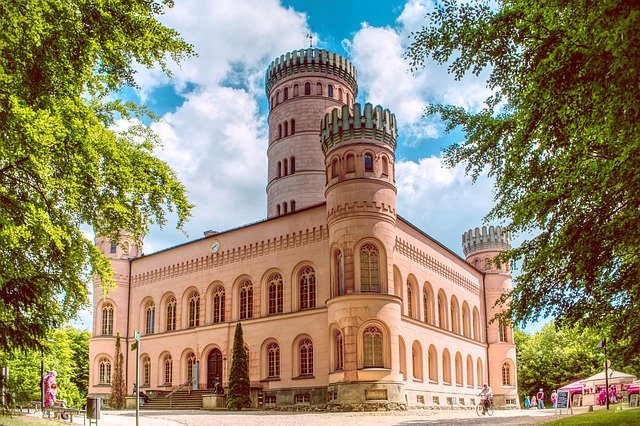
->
88 48 519 409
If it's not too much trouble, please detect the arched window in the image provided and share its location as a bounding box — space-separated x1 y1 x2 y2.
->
278 123 282 139
290 156 295 174
101 303 114 336
270 96 275 110
499 320 508 342
267 342 280 378
477 358 484 388
239 280 253 319
110 241 117 254
275 90 280 104
331 158 339 178
293 84 299 97
277 161 282 178
145 300 155 335
346 92 350 105
283 158 288 176
284 121 288 137
466 355 474 387
442 350 452 384
502 362 511 386
304 82 311 95
438 291 448 330
346 154 355 173
299 267 316 310
99 358 111 384
166 297 176 332
143 356 151 386
412 341 423 380
455 352 463 385
335 250 344 296
334 330 344 371
187 353 196 383
316 82 322 95
462 303 471 338
382 156 389 176
283 202 288 214
428 346 438 382
276 205 281 216
450 297 460 334
290 200 295 212
407 284 413 318
283 87 289 100
299 338 313 375
472 307 481 341
363 325 383 367
164 355 173 385
213 286 225 324
188 291 200 328
268 273 283 315
338 87 343 102
360 243 380 292
327 84 334 98
399 338 406 379
423 285 433 325
364 153 374 171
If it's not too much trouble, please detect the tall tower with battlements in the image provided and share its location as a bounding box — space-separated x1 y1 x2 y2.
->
322 103 404 406
462 226 518 406
265 48 357 218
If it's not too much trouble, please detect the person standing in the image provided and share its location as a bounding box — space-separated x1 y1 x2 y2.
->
524 395 530 409
537 388 545 409
551 390 558 409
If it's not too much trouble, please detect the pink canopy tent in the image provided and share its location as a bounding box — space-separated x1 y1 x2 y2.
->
559 379 586 394
560 369 637 394
628 379 640 395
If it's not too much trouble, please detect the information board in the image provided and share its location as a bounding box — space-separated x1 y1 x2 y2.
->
630 394 639 407
555 390 571 414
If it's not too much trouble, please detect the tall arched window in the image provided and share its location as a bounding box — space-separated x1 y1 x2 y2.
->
239 280 253 319
278 123 282 139
299 338 313 376
466 355 474 387
335 250 344 296
166 297 176 332
110 241 117 253
283 202 288 214
423 285 433 325
145 300 155 335
213 286 225 324
334 330 344 371
407 284 413 317
164 355 173 385
187 353 196 383
327 84 334 98
188 291 200 328
338 87 343 102
363 325 383 367
399 337 406 379
283 87 289 100
502 362 512 386
499 320 508 342
299 267 316 310
304 82 311 95
101 303 114 335
290 156 295 173
381 156 389 176
346 153 355 173
143 356 151 386
360 243 380 292
450 297 460 334
268 273 284 315
290 200 295 212
331 158 339 178
316 82 322 95
442 350 452 384
267 342 280 378
428 345 438 382
293 83 299 97
412 341 423 380
462 303 471 338
276 205 281 216
472 307 480 341
283 158 288 176
477 358 484 388
438 291 448 330
277 161 282 178
284 121 288 137
455 352 463 385
290 119 295 135
99 358 111 384
364 153 374 171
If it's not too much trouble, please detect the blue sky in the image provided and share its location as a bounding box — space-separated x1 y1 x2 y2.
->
76 0 544 333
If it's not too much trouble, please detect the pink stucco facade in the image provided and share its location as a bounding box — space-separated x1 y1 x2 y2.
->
88 48 518 409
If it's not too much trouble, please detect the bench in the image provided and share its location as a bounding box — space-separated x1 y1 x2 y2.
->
46 405 86 424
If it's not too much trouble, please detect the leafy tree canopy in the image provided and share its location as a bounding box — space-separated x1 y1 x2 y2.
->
0 0 193 351
407 0 640 358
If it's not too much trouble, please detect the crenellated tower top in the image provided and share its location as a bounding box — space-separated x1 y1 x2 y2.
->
265 48 358 96
461 225 511 257
320 103 397 154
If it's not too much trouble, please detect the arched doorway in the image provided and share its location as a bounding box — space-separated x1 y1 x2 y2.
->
207 348 223 389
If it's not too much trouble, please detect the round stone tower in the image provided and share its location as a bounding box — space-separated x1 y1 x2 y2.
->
462 226 519 407
322 103 404 407
265 48 357 218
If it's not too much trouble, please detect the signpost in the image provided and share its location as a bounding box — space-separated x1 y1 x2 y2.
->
555 390 571 415
133 331 140 426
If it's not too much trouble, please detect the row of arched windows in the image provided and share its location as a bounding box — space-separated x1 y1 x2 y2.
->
276 119 295 140
404 279 484 342
277 156 295 178
332 241 383 296
275 200 295 216
99 268 317 336
328 152 391 181
270 81 351 110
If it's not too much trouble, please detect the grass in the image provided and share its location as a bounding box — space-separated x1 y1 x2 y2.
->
543 407 640 425
0 414 52 426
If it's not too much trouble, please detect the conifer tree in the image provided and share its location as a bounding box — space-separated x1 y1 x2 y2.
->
108 333 126 409
226 323 251 410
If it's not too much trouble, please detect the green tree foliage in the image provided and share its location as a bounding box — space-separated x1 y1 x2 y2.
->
0 327 90 407
515 323 602 401
0 0 193 352
227 323 251 410
407 0 640 359
108 333 126 409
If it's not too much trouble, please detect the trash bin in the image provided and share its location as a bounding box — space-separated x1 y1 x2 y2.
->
86 397 100 420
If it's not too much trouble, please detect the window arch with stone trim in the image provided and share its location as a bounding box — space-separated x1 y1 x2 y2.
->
186 352 196 385
334 248 345 296
346 153 355 173
412 341 424 380
450 296 461 334
297 337 314 376
423 282 435 325
455 351 463 386
145 299 155 335
472 306 481 341
163 354 173 385
364 152 374 171
437 290 448 330
142 355 151 386
399 336 407 380
101 302 114 336
477 357 484 388
327 84 334 98
466 355 474 388
239 279 253 320
442 349 452 384
502 361 513 386
267 272 284 315
316 82 322 95
166 296 177 332
428 345 438 382
264 340 280 379
462 302 471 338
187 290 200 328
212 285 225 324
333 328 344 371
98 357 111 384
359 242 381 293
299 266 316 310
362 325 384 368
406 276 419 319
304 82 311 95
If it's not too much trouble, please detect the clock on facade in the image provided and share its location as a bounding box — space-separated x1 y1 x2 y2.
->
210 240 220 253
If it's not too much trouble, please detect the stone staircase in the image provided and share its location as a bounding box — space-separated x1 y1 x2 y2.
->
141 389 211 410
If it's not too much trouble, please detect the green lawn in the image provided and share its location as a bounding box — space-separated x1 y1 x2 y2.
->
543 407 640 425
0 414 51 426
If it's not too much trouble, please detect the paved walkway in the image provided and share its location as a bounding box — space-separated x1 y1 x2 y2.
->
31 408 565 426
